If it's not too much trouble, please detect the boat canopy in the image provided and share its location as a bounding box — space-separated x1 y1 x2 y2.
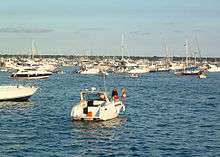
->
81 91 109 102
185 66 200 71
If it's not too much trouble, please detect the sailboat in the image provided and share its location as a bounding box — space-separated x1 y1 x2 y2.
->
175 40 203 76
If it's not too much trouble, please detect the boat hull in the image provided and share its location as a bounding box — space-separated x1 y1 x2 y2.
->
0 86 38 101
0 96 31 102
11 75 50 80
71 101 124 121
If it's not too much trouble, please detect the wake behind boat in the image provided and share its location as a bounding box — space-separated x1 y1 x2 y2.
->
0 85 38 101
70 87 125 121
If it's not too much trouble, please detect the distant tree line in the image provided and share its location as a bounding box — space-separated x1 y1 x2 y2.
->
0 54 219 62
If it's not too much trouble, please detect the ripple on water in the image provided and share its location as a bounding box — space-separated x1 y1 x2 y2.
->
0 70 220 156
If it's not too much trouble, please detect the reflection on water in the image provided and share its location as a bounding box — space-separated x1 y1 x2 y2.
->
69 117 128 156
72 116 127 129
0 101 37 110
72 117 127 140
0 70 220 156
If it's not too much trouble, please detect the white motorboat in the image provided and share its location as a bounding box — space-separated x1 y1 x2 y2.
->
70 88 125 121
207 64 220 72
0 85 38 101
79 68 100 74
198 73 207 79
174 66 203 76
130 73 140 78
10 69 52 80
128 67 149 74
78 67 108 75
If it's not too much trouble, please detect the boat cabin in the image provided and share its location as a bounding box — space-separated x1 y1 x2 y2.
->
80 90 110 105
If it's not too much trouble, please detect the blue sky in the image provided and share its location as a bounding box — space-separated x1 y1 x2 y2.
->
0 0 220 56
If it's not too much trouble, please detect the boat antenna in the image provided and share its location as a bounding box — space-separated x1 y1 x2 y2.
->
195 37 202 62
121 33 125 60
31 40 37 59
103 73 107 92
184 40 189 68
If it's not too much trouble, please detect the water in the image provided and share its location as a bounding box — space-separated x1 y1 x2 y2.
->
0 68 220 156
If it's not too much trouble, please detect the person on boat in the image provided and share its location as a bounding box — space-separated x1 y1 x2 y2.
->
98 93 106 101
112 87 119 101
121 87 126 104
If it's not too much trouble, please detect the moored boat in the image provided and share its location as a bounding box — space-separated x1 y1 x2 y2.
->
174 66 203 76
130 73 140 78
70 88 125 121
10 69 52 80
207 64 220 72
0 85 38 101
198 73 207 79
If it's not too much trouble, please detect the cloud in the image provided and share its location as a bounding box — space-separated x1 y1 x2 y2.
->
74 27 105 34
142 32 151 35
129 31 151 36
130 31 141 34
163 22 175 25
173 30 182 33
0 27 53 33
192 28 203 32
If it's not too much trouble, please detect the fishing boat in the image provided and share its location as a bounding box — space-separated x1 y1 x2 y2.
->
0 85 38 101
70 87 125 121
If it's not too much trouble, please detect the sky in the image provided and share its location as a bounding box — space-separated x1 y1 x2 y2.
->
0 0 220 57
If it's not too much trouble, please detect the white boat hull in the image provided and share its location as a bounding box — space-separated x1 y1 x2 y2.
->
0 86 38 101
71 101 124 121
11 75 50 80
207 68 220 72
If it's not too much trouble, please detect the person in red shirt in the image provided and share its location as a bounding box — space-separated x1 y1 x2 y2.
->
112 87 119 101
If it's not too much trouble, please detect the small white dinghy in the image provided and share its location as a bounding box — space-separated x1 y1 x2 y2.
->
130 73 139 78
70 88 125 121
0 85 38 101
198 73 207 79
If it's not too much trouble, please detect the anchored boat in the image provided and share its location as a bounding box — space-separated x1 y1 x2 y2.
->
70 88 125 121
10 69 52 80
198 73 207 79
130 73 140 78
0 85 38 101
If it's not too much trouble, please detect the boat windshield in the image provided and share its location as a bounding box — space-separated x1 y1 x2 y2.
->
82 92 106 101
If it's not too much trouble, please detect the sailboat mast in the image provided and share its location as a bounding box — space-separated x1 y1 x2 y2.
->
164 41 169 67
185 40 189 67
195 38 201 62
31 40 37 59
121 33 125 60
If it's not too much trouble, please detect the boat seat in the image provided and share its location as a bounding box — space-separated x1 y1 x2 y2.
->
83 107 88 114
87 100 94 106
